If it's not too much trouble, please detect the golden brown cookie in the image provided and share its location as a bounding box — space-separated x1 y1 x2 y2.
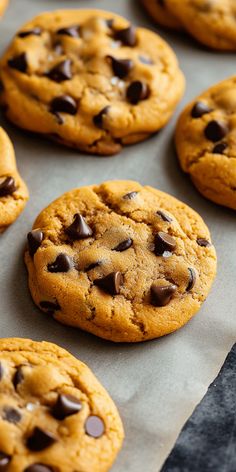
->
0 127 28 232
141 0 181 30
24 180 217 343
176 76 236 210
0 0 8 17
0 337 124 472
0 9 185 156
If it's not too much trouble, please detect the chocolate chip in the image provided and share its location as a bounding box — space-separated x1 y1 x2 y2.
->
65 214 93 240
39 301 60 315
151 283 177 307
113 238 133 252
127 81 150 105
0 176 17 197
156 210 172 223
186 268 196 292
107 56 133 79
18 28 42 38
27 230 44 257
204 120 228 142
2 407 21 424
115 26 136 46
50 95 77 115
56 26 80 38
197 238 211 247
8 53 28 73
94 272 123 295
46 59 72 83
0 364 3 381
158 0 165 6
154 232 176 256
191 102 212 118
213 142 227 154
139 55 153 65
93 106 110 129
13 366 24 389
27 427 57 452
24 465 53 472
123 191 138 200
106 19 114 29
85 415 105 438
84 261 102 272
52 394 82 420
47 254 73 273
0 452 11 469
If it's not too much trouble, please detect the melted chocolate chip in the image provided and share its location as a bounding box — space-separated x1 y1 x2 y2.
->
0 176 17 197
191 102 212 118
197 238 211 247
85 415 105 438
0 452 11 469
27 230 44 257
115 26 136 46
93 106 110 129
84 261 102 272
0 364 3 381
123 191 138 200
213 142 227 154
158 0 165 6
52 394 82 420
154 232 176 256
156 210 172 223
50 95 77 115
151 283 177 307
46 59 72 83
27 427 57 452
8 53 28 73
18 28 42 38
113 238 133 252
56 26 80 38
186 268 196 292
204 120 228 142
127 81 149 104
39 301 60 315
107 56 133 79
65 214 93 240
94 272 123 295
24 465 53 472
13 366 24 389
2 407 21 424
47 254 73 273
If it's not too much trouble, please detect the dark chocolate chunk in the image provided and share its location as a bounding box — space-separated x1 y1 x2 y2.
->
8 53 28 73
52 394 82 420
0 176 17 197
56 26 80 38
0 452 11 469
0 364 3 381
65 213 93 240
154 231 176 256
27 427 57 452
156 210 172 223
157 0 165 6
107 56 133 79
46 59 72 83
13 366 24 389
115 26 136 46
84 261 102 272
113 238 133 252
186 268 196 292
123 191 138 200
191 101 212 118
212 142 227 154
151 283 177 307
18 28 42 38
47 254 73 273
39 301 60 315
94 272 123 295
50 95 77 115
27 230 44 257
2 407 21 424
127 81 149 105
93 106 110 129
197 238 211 247
85 415 105 438
204 120 228 142
24 465 53 472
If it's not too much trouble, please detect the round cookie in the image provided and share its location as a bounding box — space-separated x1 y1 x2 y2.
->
0 0 8 17
176 77 236 210
24 180 217 343
0 9 185 156
140 0 181 30
0 337 124 472
166 0 236 50
0 127 28 232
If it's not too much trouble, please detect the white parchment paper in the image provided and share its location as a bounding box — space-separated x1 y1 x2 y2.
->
0 1 236 470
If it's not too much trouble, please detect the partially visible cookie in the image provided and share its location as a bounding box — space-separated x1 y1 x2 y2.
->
176 76 236 210
0 127 28 232
141 0 181 30
0 0 8 17
0 337 124 472
25 180 217 343
0 9 185 156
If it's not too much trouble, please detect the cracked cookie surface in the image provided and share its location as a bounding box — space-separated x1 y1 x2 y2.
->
0 337 124 472
176 77 236 210
24 180 217 343
0 9 185 156
0 127 28 232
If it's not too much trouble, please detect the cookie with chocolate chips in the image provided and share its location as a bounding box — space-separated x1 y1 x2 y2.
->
0 127 28 232
140 0 181 30
176 76 236 210
0 9 185 156
0 338 124 471
24 180 216 342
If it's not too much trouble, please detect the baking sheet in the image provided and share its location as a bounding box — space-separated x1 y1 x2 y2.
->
0 0 236 470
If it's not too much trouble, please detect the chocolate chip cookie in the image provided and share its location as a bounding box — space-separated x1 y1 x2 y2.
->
176 77 236 210
0 337 124 471
0 0 8 17
0 9 185 155
0 127 28 232
141 0 181 30
24 180 217 342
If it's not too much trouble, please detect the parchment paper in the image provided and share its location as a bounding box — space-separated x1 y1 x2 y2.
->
0 1 236 471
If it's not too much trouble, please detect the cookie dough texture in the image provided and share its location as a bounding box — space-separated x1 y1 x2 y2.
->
176 76 236 210
0 127 28 232
0 0 8 17
0 9 185 156
25 180 217 343
141 0 181 30
0 337 124 472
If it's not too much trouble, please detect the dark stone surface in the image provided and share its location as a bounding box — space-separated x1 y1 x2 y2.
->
161 344 236 472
